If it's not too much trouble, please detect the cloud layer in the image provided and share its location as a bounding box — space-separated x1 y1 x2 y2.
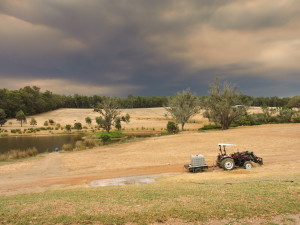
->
0 0 299 96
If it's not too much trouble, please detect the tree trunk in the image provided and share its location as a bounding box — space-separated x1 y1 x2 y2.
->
181 122 185 131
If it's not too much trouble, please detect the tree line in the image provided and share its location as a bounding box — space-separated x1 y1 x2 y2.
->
0 85 299 119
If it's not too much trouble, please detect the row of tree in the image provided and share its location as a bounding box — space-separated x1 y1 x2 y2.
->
166 79 300 130
0 85 299 120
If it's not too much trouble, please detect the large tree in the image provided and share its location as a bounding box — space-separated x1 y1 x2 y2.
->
203 78 246 130
0 108 7 127
165 89 200 131
94 97 121 132
16 110 26 127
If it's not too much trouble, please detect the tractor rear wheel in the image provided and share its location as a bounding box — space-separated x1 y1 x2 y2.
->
221 158 235 170
243 161 253 169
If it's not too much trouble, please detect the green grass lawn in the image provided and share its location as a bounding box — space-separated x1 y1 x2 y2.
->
0 174 299 224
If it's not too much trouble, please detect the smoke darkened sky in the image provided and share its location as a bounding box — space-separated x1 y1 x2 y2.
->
0 0 299 96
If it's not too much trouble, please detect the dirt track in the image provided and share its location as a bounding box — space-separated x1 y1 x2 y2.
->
0 123 299 196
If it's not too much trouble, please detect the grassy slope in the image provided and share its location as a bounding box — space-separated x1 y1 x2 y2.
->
0 174 299 224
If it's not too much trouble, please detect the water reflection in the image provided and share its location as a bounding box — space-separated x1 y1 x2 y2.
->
0 135 83 154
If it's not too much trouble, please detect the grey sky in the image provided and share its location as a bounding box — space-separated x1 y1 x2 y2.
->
0 0 299 96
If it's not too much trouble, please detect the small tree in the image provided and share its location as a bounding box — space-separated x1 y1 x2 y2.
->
0 109 7 127
65 124 72 132
16 110 26 127
165 89 200 130
115 117 122 130
44 121 48 126
94 97 121 132
74 122 82 130
167 121 179 134
85 117 92 126
121 113 130 123
30 118 37 126
203 78 246 130
48 119 55 126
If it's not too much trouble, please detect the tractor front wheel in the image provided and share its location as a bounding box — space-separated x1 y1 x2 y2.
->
243 161 253 169
221 158 235 170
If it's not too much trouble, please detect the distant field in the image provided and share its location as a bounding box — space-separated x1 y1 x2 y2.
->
4 107 263 131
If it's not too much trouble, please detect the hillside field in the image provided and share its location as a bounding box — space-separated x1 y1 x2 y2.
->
0 108 299 224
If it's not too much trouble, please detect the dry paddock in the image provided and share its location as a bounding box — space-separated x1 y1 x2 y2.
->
0 123 299 196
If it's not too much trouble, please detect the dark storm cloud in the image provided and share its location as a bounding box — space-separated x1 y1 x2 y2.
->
0 0 299 96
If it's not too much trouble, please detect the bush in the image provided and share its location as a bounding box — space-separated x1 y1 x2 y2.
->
44 121 48 126
74 122 82 130
100 134 111 143
75 140 86 150
292 116 300 123
65 124 72 132
199 124 222 130
62 144 73 151
167 121 179 134
48 119 55 125
0 147 38 161
83 139 98 148
96 131 125 139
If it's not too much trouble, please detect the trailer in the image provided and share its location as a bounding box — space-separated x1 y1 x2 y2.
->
184 154 208 173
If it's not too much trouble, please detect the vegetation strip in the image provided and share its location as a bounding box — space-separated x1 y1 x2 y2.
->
0 176 299 224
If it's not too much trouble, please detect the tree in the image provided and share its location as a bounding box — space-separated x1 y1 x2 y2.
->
203 78 246 130
287 96 300 108
16 110 26 127
85 117 92 126
165 89 200 130
94 97 121 132
0 109 7 127
74 122 82 130
65 124 71 132
30 118 37 126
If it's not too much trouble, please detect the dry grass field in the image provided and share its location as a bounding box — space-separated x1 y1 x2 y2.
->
4 107 264 132
0 108 299 224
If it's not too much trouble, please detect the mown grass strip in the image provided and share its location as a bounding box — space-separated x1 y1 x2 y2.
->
0 176 299 224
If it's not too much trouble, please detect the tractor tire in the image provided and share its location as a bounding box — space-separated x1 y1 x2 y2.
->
221 158 235 170
243 161 253 169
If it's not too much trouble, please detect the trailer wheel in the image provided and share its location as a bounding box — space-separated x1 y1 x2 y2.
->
243 161 253 169
221 158 235 170
194 168 202 173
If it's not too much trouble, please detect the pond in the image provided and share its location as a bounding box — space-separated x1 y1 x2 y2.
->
0 135 83 154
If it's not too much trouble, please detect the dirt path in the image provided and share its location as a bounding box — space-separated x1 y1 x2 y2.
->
0 123 299 196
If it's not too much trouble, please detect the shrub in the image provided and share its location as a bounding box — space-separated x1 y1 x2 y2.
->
199 124 222 130
75 140 86 150
65 124 72 132
0 147 38 161
292 116 300 123
167 121 179 134
100 134 111 143
74 122 82 130
48 119 55 125
44 121 48 126
62 144 73 151
97 131 125 139
83 139 98 148
115 117 121 130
